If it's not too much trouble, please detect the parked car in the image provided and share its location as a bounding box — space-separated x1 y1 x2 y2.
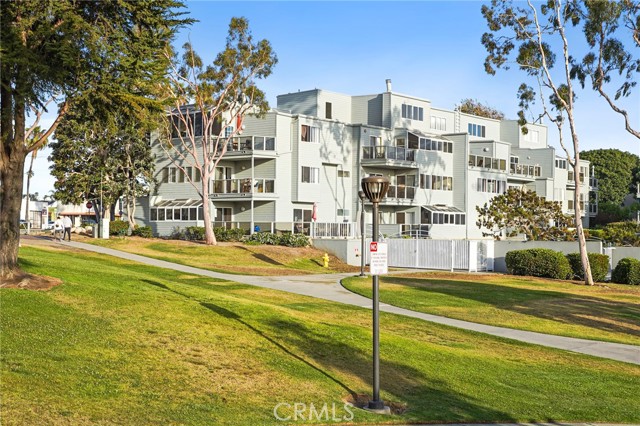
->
42 220 55 230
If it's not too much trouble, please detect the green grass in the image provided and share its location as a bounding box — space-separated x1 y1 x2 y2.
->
342 273 640 346
86 237 356 276
2 247 639 425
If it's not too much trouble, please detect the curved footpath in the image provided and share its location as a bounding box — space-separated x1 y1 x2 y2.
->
48 239 639 365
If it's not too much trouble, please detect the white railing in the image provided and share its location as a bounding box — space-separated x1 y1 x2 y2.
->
311 222 356 238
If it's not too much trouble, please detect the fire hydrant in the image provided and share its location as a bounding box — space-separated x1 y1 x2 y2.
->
322 253 330 268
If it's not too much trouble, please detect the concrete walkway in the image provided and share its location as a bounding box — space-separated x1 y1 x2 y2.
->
56 239 639 365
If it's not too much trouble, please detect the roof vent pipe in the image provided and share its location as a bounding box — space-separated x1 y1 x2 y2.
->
385 79 392 92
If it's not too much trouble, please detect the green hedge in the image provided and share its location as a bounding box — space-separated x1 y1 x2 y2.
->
505 248 572 280
244 232 310 247
566 252 610 282
214 227 247 242
132 226 153 238
611 258 640 285
109 220 129 236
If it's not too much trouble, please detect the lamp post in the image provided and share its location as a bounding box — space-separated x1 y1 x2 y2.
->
358 190 367 277
360 176 390 411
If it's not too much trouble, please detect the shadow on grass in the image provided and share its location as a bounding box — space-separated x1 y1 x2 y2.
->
202 302 516 423
381 277 640 338
235 245 285 267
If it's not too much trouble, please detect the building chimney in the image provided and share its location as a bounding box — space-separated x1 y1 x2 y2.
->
385 79 392 92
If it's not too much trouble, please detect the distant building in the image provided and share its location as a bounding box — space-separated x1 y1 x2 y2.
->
134 80 597 238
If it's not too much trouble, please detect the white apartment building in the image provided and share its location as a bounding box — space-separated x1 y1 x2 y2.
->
135 81 596 239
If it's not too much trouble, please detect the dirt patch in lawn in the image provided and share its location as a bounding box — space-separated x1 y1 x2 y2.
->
1 272 62 291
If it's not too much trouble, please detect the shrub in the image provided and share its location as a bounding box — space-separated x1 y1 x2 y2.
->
132 226 153 238
184 226 205 241
214 227 247 242
566 253 610 282
505 248 572 280
611 257 640 285
278 232 310 247
245 232 280 245
109 220 129 237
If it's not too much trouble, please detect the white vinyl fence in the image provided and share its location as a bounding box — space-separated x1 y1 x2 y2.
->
366 239 494 272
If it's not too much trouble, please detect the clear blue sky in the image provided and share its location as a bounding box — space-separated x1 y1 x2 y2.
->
26 1 640 197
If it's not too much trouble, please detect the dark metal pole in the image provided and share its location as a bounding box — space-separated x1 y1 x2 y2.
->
369 200 383 410
360 197 366 276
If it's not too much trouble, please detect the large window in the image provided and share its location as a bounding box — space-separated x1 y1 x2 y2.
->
401 104 424 121
301 166 319 183
151 200 203 222
469 155 507 171
325 102 332 119
430 116 446 130
301 125 319 142
162 166 200 184
215 207 232 222
555 158 567 169
468 123 486 137
477 178 507 193
419 174 453 191
413 137 453 153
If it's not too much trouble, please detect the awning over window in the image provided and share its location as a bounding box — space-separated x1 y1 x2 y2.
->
421 205 464 213
154 199 202 208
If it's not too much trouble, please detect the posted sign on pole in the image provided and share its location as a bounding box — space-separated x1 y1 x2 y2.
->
369 242 388 275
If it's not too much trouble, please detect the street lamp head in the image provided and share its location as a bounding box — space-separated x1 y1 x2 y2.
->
358 190 366 201
361 176 390 203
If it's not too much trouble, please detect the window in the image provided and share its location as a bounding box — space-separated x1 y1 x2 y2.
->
338 170 350 178
225 126 234 138
301 166 319 183
401 103 424 121
477 178 507 193
555 159 567 169
420 174 453 191
337 208 349 216
418 138 453 153
293 209 312 222
301 125 319 142
325 102 332 119
215 207 232 222
369 135 382 146
468 123 486 137
430 116 446 130
523 129 539 143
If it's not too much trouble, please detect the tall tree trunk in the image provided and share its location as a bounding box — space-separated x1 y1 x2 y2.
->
0 147 27 279
201 171 217 245
126 196 137 234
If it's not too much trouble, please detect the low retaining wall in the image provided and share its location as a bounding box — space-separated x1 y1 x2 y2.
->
311 238 362 266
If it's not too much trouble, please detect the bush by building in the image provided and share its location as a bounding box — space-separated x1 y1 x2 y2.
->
132 226 153 238
611 257 640 285
109 220 129 237
566 253 609 282
505 248 572 280
244 232 310 247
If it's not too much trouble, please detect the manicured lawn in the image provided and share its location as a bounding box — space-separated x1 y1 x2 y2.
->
87 236 358 276
342 272 640 346
1 247 639 425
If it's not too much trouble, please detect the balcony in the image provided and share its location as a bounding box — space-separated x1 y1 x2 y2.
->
222 136 277 160
510 164 541 178
210 178 276 199
361 146 417 169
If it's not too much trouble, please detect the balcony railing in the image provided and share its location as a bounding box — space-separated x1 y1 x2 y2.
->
362 146 416 162
226 136 276 152
211 178 275 195
386 185 416 199
510 164 541 177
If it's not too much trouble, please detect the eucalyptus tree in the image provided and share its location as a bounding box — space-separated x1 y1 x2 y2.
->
0 0 191 278
160 17 277 245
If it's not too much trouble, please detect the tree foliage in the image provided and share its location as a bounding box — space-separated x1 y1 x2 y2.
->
0 0 191 278
581 148 640 205
458 98 505 120
476 188 573 241
160 17 277 245
50 106 156 228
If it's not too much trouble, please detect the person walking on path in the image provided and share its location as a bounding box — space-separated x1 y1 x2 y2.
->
53 216 64 241
63 216 72 241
